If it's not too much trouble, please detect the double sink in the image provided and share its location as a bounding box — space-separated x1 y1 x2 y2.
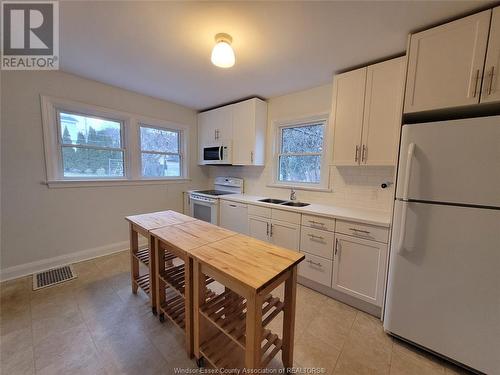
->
258 198 310 207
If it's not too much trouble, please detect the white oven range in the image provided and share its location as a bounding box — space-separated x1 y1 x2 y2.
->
188 177 243 225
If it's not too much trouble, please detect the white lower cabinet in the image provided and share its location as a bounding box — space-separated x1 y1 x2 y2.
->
270 219 300 251
242 203 390 310
248 215 270 242
298 252 333 287
332 234 388 306
248 215 300 250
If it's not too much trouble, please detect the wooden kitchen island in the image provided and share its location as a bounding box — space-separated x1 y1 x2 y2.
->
191 234 304 369
126 211 304 369
125 210 196 314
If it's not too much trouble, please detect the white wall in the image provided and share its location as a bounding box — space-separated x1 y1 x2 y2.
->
0 70 209 278
208 84 395 211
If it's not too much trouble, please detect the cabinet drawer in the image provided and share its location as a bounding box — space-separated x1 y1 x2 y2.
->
272 209 301 224
301 214 335 232
248 204 271 218
298 252 333 287
300 227 335 259
336 220 389 243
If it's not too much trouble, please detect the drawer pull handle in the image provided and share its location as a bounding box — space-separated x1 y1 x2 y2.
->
308 220 325 225
349 228 370 234
307 259 322 267
229 204 237 207
308 234 324 240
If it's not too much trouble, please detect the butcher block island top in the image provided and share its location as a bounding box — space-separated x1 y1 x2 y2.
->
125 210 195 231
190 234 304 292
151 220 237 255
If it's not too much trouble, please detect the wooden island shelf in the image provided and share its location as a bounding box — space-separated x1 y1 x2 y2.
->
125 210 197 314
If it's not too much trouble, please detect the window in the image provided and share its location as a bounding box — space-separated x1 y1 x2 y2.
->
58 111 125 178
41 96 189 186
274 117 329 189
140 125 181 178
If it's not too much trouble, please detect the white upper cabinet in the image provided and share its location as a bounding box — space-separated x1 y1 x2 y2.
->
197 98 267 165
361 57 405 166
332 57 404 166
404 10 492 113
232 98 267 166
331 67 366 166
482 7 500 103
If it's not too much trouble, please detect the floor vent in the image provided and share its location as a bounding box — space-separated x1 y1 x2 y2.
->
33 265 77 290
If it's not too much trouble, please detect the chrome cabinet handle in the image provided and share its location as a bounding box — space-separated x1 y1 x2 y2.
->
269 223 273 237
362 145 367 163
266 222 269 236
335 238 339 256
349 227 370 234
473 69 480 98
229 204 237 207
307 259 322 267
250 151 254 163
488 66 495 95
308 234 324 240
355 145 360 162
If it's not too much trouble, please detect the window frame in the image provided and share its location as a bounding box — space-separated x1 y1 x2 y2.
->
138 123 183 179
271 114 331 191
56 109 127 180
41 95 190 187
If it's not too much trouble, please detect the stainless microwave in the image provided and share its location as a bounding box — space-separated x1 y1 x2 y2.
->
201 144 232 165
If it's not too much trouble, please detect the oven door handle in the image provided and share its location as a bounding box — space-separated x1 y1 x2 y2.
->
189 196 213 204
219 146 223 161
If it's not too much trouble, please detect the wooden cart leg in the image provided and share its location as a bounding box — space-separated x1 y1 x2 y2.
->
245 293 263 369
193 260 206 360
185 256 194 358
155 238 166 321
149 234 157 315
282 267 297 368
129 224 139 294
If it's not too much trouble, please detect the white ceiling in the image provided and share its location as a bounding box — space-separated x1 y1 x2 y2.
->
60 1 493 110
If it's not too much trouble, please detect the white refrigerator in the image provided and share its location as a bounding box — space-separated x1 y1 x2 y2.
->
384 116 500 374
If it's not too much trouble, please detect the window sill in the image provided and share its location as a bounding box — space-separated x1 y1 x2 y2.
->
45 178 191 189
266 183 332 192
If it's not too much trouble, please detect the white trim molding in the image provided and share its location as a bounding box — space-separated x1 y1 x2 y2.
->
271 112 332 191
0 239 146 282
40 95 190 186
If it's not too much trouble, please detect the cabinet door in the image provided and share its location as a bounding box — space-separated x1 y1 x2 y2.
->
332 234 387 306
248 215 270 242
220 201 248 235
270 220 300 251
361 57 405 166
404 10 491 113
214 106 233 142
481 7 500 103
332 67 366 165
197 111 215 162
232 100 255 165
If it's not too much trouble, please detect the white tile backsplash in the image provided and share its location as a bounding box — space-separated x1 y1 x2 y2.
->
207 165 395 212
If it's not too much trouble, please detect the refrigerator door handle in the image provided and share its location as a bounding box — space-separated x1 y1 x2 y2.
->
402 143 416 201
397 143 415 253
397 201 409 253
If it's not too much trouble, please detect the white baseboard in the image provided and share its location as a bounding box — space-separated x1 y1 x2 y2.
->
0 240 136 282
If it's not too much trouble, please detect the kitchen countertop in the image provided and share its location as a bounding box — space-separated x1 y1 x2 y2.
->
219 194 392 227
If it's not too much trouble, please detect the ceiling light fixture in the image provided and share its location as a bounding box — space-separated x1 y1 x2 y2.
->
211 33 235 68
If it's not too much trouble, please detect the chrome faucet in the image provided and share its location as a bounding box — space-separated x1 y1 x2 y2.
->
290 187 297 201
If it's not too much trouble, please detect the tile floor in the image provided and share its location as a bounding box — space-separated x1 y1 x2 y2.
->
0 251 472 375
